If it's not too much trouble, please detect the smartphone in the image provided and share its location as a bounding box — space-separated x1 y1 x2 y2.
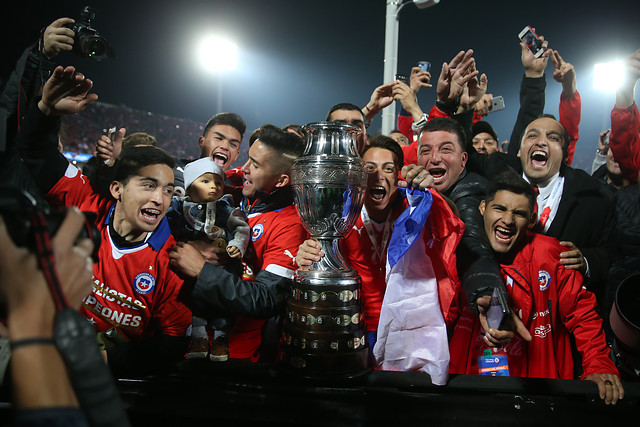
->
486 287 510 330
395 73 409 85
489 95 505 113
104 126 117 165
417 61 431 73
518 25 545 58
107 126 117 142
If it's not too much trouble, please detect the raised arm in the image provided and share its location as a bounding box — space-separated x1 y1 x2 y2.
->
551 50 581 165
508 33 550 156
609 48 640 182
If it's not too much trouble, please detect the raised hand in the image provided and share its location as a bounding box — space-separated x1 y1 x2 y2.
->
363 81 396 119
38 66 98 116
410 66 432 93
550 50 576 95
521 31 550 78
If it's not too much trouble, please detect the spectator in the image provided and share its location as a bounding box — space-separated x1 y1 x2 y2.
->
470 121 499 155
327 102 370 154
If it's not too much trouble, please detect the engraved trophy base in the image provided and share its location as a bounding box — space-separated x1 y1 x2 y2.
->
283 273 371 381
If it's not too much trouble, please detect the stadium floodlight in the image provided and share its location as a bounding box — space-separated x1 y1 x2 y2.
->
413 0 440 9
593 60 625 92
197 35 237 72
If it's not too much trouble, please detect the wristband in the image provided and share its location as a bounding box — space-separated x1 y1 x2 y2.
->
411 113 429 132
435 98 460 116
10 337 55 351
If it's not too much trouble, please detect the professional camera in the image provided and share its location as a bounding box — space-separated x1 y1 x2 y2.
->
65 5 116 61
0 187 100 260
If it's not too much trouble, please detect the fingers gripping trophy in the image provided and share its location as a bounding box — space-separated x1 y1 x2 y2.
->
285 122 369 378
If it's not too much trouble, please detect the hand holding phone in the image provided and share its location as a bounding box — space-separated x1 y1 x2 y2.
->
486 287 510 330
518 26 545 58
395 74 410 85
489 95 505 113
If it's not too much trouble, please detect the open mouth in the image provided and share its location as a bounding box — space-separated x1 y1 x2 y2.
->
530 150 548 168
212 152 228 166
141 208 161 223
428 168 446 184
494 226 515 244
368 186 387 201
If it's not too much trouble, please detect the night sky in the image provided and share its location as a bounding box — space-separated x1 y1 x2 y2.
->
3 0 639 170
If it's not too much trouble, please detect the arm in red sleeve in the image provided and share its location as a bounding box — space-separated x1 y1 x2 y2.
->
557 263 618 378
610 102 640 183
559 91 581 165
397 106 414 142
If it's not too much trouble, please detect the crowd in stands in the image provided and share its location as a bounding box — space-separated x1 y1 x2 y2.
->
1 13 639 425
61 101 203 160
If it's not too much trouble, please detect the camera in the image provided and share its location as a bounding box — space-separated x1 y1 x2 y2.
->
0 187 100 260
65 6 116 61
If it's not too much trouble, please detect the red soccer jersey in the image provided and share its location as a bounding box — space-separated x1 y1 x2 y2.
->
228 204 307 359
340 199 408 332
47 165 191 341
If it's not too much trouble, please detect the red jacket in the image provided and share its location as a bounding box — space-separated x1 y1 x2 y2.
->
610 102 640 183
449 231 618 379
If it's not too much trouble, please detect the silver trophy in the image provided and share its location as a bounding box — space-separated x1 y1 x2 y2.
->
284 122 369 378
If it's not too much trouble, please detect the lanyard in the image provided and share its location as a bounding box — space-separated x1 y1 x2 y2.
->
360 205 393 262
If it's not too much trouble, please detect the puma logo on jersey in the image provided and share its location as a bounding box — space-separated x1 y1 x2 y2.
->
284 249 296 264
353 225 365 235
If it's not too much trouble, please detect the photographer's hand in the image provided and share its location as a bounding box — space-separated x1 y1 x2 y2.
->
38 66 98 117
0 209 93 409
41 18 75 60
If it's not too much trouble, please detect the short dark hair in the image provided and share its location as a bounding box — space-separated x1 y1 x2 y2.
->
326 103 364 121
485 167 536 212
122 132 157 151
419 117 467 151
282 124 303 135
536 114 571 162
253 124 305 174
115 146 175 185
203 112 246 139
363 134 404 171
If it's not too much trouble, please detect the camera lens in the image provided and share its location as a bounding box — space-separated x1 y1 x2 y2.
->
81 36 109 61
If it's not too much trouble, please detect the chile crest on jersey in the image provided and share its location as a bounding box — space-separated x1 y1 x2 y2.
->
134 272 156 294
538 270 551 292
252 224 264 241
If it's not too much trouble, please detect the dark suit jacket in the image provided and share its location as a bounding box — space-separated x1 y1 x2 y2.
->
467 150 613 300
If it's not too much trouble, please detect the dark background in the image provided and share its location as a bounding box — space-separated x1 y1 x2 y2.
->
3 0 639 169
